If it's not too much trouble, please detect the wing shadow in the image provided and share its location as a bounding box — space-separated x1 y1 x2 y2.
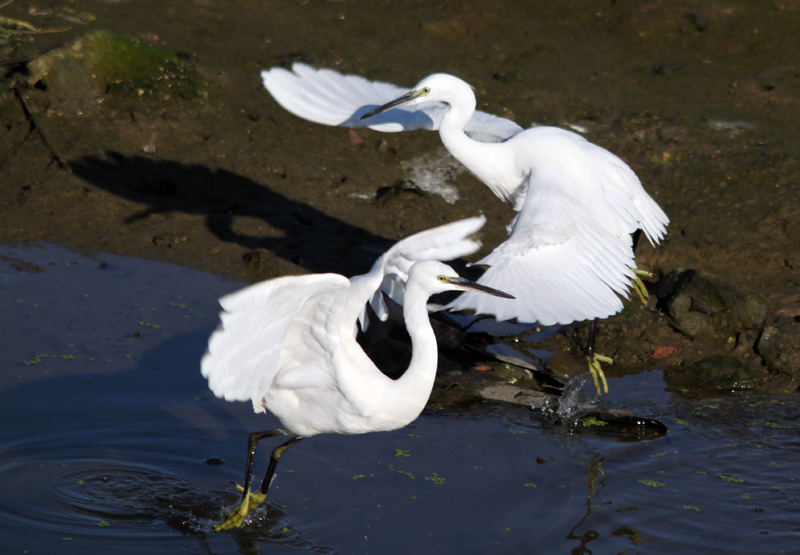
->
70 151 393 276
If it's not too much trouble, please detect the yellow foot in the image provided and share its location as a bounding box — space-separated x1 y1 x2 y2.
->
631 269 656 305
587 354 613 396
214 486 267 531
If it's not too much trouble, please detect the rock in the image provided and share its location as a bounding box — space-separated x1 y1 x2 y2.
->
667 290 692 318
672 310 714 337
686 355 760 390
758 325 800 383
683 271 738 313
731 328 761 358
729 295 770 331
655 268 769 337
479 383 548 408
25 30 209 103
571 408 669 438
543 349 589 384
653 268 696 310
758 326 782 366
481 362 541 389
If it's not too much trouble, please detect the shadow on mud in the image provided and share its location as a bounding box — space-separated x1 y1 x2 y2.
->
70 151 393 276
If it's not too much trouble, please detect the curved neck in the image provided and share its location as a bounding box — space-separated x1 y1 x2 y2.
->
438 102 481 173
395 282 439 401
334 280 439 431
440 89 476 136
438 101 521 202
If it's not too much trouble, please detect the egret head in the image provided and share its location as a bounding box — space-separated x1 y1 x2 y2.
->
360 74 473 120
409 260 514 299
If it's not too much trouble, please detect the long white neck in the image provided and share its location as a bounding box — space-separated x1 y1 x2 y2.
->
333 278 439 433
394 281 439 403
437 93 523 202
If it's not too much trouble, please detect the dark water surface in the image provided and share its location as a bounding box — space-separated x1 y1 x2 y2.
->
1 244 799 554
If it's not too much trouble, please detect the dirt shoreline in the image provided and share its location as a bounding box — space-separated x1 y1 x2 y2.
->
1 0 798 395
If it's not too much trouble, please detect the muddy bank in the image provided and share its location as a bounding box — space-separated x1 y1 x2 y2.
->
1 0 798 395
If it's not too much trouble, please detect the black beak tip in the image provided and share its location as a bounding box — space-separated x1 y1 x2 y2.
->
360 107 381 120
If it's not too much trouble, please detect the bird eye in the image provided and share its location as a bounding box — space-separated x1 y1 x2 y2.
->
437 275 447 282
422 87 430 94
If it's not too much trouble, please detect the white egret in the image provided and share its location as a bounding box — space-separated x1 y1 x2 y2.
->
262 63 522 141
202 216 513 530
262 65 669 394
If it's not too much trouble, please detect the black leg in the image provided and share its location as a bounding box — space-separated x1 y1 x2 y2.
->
214 428 299 531
586 319 598 359
238 429 289 504
257 436 303 497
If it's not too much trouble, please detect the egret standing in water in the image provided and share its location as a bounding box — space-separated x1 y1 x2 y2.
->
202 217 513 530
262 65 669 394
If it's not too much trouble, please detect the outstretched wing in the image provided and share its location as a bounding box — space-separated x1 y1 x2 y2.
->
201 273 350 405
510 127 670 244
447 183 637 326
262 64 522 142
596 149 670 246
448 127 669 326
356 216 486 330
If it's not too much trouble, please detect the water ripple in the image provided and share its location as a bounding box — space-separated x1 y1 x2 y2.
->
0 454 335 553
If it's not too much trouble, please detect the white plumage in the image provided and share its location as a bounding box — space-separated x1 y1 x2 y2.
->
201 216 514 529
202 216 490 437
262 64 522 141
442 124 667 325
262 65 669 326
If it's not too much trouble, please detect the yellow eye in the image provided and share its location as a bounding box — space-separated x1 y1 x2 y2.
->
422 87 431 94
437 275 447 282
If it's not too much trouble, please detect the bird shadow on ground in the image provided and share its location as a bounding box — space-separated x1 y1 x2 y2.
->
69 151 394 277
68 151 526 387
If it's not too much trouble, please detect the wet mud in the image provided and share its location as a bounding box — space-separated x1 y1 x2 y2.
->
1 0 799 395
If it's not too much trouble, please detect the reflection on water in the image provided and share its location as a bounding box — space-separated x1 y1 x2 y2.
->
1 244 799 554
565 454 606 555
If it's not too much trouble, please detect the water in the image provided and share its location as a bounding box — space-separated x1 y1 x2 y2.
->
1 244 799 554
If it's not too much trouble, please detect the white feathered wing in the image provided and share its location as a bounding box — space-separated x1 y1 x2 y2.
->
201 217 486 425
447 129 669 325
262 63 522 142
202 274 348 407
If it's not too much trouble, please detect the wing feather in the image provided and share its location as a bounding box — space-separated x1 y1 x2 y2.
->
201 273 350 404
357 216 485 328
508 127 669 244
262 64 522 141
446 184 635 325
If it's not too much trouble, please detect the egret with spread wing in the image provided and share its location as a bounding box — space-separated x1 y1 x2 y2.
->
262 65 669 394
262 63 522 141
202 216 513 530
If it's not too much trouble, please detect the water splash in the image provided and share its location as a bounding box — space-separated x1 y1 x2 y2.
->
541 375 594 424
